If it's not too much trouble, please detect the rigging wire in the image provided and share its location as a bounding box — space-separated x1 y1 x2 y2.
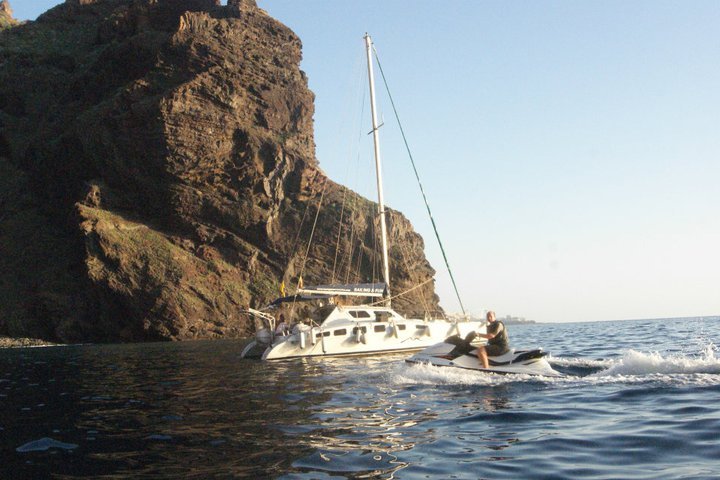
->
332 54 367 284
288 198 312 273
354 240 364 283
397 235 432 317
370 202 378 284
331 186 348 284
368 278 433 307
295 180 328 291
372 45 467 317
343 215 357 284
287 181 328 317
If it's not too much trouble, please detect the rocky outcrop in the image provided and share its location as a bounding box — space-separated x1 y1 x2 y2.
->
0 0 16 30
0 0 441 342
0 336 58 348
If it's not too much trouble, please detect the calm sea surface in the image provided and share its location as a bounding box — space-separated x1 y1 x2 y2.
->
2 317 719 479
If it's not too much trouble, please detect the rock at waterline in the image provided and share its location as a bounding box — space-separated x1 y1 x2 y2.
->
16 437 79 453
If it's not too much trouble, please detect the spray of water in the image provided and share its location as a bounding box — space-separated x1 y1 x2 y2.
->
392 343 720 387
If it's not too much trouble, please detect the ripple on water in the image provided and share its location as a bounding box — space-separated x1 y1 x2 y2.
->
292 449 404 474
3 321 720 479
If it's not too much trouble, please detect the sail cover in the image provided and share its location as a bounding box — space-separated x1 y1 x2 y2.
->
267 293 333 307
298 283 387 297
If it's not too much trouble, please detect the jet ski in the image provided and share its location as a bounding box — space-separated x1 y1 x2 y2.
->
406 335 563 377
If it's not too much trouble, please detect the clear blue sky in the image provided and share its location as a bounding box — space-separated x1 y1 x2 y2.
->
15 1 720 322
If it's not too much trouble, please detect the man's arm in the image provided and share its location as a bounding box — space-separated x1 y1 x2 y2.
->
478 323 503 340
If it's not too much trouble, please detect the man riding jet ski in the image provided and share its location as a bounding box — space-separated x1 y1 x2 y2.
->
473 311 509 368
406 311 563 377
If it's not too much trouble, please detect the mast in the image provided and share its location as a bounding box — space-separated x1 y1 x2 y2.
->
364 33 391 305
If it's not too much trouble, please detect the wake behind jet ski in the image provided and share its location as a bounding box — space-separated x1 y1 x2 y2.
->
406 334 564 377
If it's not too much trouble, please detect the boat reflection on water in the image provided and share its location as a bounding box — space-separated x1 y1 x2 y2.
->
285 382 431 478
277 355 517 479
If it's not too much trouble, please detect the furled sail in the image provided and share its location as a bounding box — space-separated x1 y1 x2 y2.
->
298 283 386 297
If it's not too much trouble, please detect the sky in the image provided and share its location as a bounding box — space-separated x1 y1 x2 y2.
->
14 1 720 322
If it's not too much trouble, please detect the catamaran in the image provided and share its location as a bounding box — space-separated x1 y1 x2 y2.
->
241 34 487 360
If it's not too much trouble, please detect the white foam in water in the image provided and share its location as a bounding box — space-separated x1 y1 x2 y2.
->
548 356 612 369
387 344 720 388
596 345 720 377
391 361 552 386
16 437 79 453
393 362 487 385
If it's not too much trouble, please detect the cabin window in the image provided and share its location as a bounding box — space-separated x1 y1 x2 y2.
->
416 324 428 330
334 329 347 336
316 331 331 339
397 324 407 331
374 325 386 333
349 311 371 318
352 327 367 334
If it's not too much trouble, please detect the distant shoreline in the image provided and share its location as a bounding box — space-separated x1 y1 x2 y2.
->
502 320 536 325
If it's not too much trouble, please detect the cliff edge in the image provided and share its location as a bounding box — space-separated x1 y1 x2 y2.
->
0 0 16 30
0 0 441 342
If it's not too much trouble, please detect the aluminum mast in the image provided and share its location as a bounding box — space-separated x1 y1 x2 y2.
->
364 33 391 304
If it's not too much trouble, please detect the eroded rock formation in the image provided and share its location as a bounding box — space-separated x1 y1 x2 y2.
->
0 0 16 29
0 0 441 342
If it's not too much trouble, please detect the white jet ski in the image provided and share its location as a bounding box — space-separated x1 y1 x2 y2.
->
406 335 563 377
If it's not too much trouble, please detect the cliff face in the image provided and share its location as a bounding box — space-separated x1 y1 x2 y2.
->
0 0 441 342
0 0 16 30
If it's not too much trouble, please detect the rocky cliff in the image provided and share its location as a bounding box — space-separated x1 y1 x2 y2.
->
0 0 16 30
0 0 441 342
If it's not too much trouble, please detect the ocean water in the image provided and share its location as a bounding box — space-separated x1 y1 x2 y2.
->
1 317 719 479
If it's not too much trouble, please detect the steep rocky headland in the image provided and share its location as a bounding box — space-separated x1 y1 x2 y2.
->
0 0 441 343
0 0 17 30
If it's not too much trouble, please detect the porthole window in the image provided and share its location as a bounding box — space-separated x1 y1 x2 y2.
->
334 329 347 336
374 325 386 333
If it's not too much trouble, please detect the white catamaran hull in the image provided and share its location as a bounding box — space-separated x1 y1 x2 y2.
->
406 336 563 377
241 305 486 360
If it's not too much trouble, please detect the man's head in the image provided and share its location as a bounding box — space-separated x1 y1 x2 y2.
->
486 311 496 322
